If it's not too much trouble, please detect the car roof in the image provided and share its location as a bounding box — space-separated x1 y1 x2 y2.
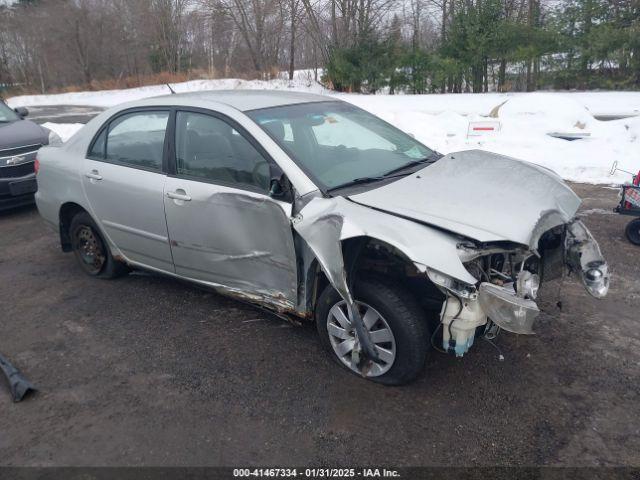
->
146 90 331 112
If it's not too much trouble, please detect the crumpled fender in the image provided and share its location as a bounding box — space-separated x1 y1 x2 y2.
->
294 197 477 284
293 197 477 369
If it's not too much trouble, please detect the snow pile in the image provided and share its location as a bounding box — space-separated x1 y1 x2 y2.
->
41 122 85 142
7 76 328 109
338 91 640 118
12 79 640 185
465 94 640 184
345 92 640 184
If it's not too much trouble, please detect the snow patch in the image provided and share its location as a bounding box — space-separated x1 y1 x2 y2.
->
41 122 84 142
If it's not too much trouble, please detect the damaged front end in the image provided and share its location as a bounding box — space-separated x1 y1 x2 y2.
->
294 189 610 371
297 202 610 368
439 218 610 356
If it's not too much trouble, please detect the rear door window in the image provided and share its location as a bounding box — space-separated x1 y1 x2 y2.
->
105 111 169 171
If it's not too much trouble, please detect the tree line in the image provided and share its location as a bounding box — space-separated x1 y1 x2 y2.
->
0 0 638 95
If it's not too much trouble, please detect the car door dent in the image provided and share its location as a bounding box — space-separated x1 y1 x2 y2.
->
169 241 295 272
120 253 297 314
165 188 298 308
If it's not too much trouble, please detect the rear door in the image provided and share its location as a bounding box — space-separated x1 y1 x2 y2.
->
162 109 297 305
82 109 174 272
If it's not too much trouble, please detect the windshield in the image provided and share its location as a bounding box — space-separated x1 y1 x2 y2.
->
247 101 434 191
0 101 19 122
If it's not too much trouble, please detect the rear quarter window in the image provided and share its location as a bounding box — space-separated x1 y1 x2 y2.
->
106 112 169 171
86 110 169 171
87 128 107 159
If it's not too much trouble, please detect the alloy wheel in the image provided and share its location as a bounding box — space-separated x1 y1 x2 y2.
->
327 300 396 377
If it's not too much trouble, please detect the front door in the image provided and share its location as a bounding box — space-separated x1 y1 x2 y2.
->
163 110 298 305
82 110 174 272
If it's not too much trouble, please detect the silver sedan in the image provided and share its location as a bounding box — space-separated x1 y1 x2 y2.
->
35 91 610 384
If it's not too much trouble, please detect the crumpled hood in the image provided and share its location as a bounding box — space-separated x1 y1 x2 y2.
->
349 150 581 248
0 120 48 150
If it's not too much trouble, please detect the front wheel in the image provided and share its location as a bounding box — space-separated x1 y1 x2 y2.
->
69 211 129 279
316 278 430 385
625 218 640 245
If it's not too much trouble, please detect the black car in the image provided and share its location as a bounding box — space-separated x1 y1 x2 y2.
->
0 99 61 210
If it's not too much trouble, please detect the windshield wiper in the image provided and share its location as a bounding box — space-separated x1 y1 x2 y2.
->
326 152 442 194
326 175 394 192
379 152 442 178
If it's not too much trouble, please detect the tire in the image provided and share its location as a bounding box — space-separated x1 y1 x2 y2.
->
625 218 640 246
316 278 430 385
69 211 129 279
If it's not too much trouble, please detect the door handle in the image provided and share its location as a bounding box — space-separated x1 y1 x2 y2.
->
85 170 102 181
166 190 192 202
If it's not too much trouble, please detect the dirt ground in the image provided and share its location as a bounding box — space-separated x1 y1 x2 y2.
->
0 183 638 467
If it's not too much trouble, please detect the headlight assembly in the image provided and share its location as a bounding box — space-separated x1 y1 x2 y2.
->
426 267 477 299
478 282 539 335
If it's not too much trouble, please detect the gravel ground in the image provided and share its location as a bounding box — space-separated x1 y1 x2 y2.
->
0 183 638 467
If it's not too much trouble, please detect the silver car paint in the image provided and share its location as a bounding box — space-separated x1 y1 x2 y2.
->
82 158 174 271
35 91 608 353
163 178 298 306
350 150 581 248
36 93 319 312
294 196 477 285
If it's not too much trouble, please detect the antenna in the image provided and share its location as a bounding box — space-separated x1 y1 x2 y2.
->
166 83 176 95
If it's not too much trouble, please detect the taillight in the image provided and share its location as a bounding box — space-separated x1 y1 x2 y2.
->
34 157 40 175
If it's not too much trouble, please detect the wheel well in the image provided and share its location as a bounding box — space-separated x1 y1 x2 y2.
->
59 202 87 252
310 237 445 321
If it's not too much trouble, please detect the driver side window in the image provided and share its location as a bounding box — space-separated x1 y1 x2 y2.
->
175 111 270 192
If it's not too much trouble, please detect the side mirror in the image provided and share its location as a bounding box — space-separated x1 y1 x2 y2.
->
14 107 29 118
268 163 292 202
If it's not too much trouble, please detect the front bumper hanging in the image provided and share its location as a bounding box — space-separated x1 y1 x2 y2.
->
442 219 610 355
564 220 610 299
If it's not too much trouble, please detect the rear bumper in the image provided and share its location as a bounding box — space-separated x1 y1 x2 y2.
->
0 173 37 211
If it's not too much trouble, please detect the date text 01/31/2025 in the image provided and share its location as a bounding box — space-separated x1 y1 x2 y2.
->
233 468 401 478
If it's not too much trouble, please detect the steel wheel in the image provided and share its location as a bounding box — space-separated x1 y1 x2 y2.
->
327 300 396 377
73 225 106 275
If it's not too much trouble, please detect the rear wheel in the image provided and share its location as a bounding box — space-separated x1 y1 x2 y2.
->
316 278 429 385
625 218 640 245
70 212 128 278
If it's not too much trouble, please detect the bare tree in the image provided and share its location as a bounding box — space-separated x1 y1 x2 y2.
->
150 0 191 73
202 0 284 73
287 0 302 79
